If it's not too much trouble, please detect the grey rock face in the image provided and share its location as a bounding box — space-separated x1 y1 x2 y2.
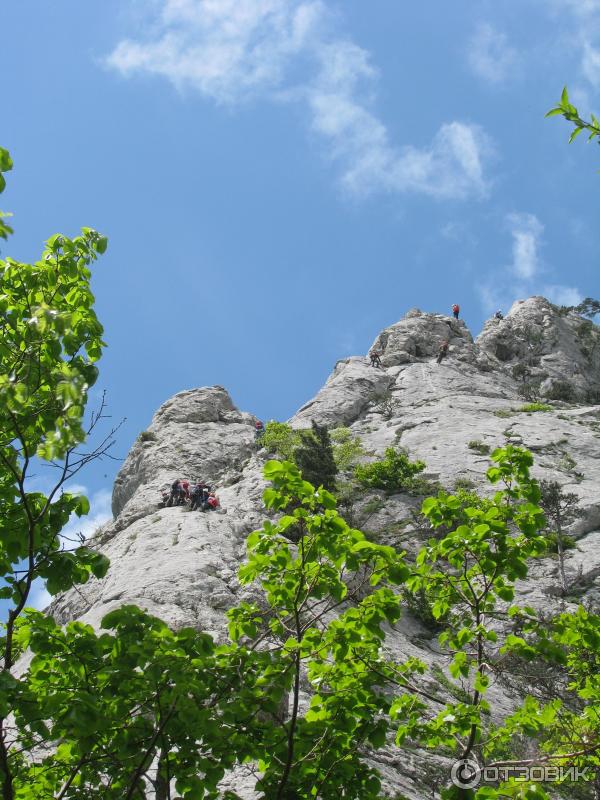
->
291 357 393 429
371 309 476 368
111 386 258 525
476 296 600 398
49 297 600 800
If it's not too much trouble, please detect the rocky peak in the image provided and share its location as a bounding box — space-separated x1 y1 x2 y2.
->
111 385 257 524
372 308 475 367
476 295 600 399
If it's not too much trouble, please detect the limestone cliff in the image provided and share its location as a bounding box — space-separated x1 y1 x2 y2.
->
49 297 600 799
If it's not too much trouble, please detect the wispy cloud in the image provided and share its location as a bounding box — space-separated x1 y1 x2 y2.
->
542 284 583 306
467 23 518 84
549 1 600 102
107 0 493 200
477 211 582 314
582 40 600 87
60 487 112 546
507 212 543 280
108 0 323 103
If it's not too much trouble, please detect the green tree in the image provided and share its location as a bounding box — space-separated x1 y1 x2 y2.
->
0 148 13 241
539 480 582 594
0 147 113 796
258 420 302 460
294 420 338 491
355 447 425 493
330 426 365 472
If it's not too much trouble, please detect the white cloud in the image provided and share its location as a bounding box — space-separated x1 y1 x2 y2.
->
582 41 600 87
542 284 583 306
59 488 112 545
107 0 493 200
549 1 600 97
477 212 583 315
477 283 507 315
553 0 600 18
108 0 324 103
506 212 544 280
467 23 517 84
306 40 492 198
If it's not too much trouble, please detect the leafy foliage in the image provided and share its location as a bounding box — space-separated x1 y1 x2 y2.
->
294 421 338 491
233 458 412 798
538 480 582 593
468 440 491 455
370 389 398 419
258 420 302 460
544 380 576 403
546 87 600 147
330 426 365 471
520 403 552 413
355 447 426 494
0 146 13 241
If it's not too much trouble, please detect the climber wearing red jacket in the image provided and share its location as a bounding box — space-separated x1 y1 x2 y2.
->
452 303 460 319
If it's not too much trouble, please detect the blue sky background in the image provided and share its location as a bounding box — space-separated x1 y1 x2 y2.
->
2 1 600 593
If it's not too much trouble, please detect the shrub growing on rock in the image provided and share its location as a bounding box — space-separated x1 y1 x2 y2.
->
355 448 425 494
259 420 302 459
544 380 577 403
520 402 552 413
370 389 398 419
330 426 366 472
294 421 338 491
468 440 490 455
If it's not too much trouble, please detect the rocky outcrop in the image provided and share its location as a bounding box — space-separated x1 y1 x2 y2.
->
291 357 393 428
477 296 600 399
371 308 477 367
48 296 600 800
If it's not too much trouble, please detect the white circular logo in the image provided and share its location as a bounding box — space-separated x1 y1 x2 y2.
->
451 759 481 789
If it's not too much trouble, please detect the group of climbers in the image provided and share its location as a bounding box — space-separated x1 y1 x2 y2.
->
162 478 220 512
368 303 505 369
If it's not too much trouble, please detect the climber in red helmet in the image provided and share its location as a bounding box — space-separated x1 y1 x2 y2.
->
452 303 460 320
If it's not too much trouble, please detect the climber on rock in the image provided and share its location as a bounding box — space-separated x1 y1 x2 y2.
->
494 310 503 320
168 479 186 507
436 340 449 364
369 350 383 368
206 492 220 511
190 481 211 511
196 489 219 512
255 420 264 439
452 303 460 320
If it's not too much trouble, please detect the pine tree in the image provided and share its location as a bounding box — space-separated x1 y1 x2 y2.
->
294 421 338 491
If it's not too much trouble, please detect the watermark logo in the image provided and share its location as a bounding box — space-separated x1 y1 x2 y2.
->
450 760 480 789
451 761 593 788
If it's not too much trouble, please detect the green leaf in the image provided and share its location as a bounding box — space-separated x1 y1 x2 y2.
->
569 126 584 143
0 147 13 173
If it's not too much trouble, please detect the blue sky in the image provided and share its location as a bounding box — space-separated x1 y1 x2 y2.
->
2 0 600 568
